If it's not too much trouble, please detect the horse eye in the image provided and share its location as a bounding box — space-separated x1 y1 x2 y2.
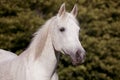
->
59 27 65 32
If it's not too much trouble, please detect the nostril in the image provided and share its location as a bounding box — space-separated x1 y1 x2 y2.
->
75 50 81 61
76 49 86 60
76 50 80 57
76 50 81 56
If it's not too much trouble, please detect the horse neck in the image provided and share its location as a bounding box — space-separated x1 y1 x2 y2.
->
17 18 59 79
20 17 55 61
12 34 58 80
37 34 58 68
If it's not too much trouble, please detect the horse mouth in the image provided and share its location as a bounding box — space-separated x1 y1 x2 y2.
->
71 54 85 66
62 49 85 66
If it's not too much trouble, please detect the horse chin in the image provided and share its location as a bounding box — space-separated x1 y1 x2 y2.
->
71 59 84 66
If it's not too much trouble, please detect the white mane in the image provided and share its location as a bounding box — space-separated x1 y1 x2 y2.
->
21 17 56 59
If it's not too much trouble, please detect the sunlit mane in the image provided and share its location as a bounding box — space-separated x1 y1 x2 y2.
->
27 17 56 59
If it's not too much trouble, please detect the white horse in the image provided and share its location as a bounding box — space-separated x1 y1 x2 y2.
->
0 3 86 80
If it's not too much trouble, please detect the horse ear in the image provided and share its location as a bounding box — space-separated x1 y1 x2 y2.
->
58 3 66 17
71 4 78 17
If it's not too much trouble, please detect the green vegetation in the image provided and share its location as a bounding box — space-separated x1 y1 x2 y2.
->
0 0 120 80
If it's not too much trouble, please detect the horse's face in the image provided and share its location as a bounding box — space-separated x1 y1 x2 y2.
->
52 4 86 65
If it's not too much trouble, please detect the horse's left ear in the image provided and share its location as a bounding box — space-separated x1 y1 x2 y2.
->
71 4 78 17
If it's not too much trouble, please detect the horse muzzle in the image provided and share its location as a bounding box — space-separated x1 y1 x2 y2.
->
66 49 86 66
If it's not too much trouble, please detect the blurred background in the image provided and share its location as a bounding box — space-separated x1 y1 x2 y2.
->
0 0 120 80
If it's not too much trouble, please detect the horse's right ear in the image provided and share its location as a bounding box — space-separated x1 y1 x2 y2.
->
71 4 78 17
57 3 66 17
